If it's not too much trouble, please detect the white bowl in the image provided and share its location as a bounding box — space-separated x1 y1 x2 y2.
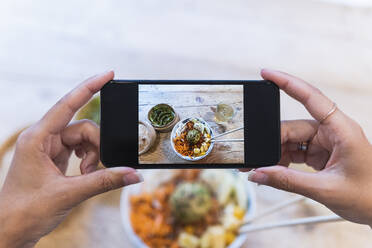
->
170 117 214 161
120 170 256 248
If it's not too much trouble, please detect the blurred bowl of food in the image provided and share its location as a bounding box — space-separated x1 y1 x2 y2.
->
148 104 179 133
120 169 256 248
171 118 214 161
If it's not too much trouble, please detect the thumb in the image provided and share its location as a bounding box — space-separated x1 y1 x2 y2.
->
248 165 326 201
66 167 143 205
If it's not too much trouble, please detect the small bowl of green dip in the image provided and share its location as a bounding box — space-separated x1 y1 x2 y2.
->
148 104 179 132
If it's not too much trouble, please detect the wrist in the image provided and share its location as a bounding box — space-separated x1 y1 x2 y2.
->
0 213 18 248
0 202 36 248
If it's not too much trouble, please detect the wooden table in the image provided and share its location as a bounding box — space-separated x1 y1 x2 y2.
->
139 85 245 164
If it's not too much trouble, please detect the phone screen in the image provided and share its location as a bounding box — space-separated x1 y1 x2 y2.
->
139 84 244 164
100 80 280 168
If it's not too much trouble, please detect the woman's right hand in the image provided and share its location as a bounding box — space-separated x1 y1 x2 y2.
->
0 71 143 248
247 69 372 226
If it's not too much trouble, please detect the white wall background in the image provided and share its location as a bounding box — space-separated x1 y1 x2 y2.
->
0 0 371 138
320 0 372 7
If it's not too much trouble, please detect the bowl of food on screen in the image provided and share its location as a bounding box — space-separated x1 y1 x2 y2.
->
147 103 179 132
171 118 214 161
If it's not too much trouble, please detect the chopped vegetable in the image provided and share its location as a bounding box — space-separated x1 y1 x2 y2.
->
224 231 236 245
233 206 245 220
200 226 226 248
178 232 200 248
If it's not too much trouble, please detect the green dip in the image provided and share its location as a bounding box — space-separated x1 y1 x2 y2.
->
149 104 175 127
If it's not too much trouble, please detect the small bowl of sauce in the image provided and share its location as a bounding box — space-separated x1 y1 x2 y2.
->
147 104 179 132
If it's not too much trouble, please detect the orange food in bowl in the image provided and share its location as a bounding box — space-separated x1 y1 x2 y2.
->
129 170 223 248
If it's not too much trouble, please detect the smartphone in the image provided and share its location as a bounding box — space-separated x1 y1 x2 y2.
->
100 80 280 169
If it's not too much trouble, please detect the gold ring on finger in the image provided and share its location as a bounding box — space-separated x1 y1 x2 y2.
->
298 141 309 151
319 102 337 123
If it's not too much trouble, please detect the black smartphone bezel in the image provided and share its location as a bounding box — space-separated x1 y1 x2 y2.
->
100 80 281 169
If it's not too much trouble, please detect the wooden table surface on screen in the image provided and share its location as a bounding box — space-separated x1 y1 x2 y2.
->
138 85 245 164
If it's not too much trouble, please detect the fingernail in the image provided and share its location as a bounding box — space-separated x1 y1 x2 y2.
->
248 170 269 184
123 172 143 185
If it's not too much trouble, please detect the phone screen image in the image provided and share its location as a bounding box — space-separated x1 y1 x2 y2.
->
100 80 280 168
139 84 244 165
